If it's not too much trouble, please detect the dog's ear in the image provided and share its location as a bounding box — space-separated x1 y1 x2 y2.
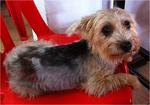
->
66 15 95 37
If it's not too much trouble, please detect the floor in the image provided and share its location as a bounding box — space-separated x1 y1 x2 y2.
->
1 2 149 105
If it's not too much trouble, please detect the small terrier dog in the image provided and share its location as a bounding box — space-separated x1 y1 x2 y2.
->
4 8 140 98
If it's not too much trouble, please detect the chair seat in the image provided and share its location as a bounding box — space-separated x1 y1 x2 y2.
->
1 34 132 104
1 69 132 104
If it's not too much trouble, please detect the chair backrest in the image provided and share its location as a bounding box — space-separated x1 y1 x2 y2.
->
6 0 55 40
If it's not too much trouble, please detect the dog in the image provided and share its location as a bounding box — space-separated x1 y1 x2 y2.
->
4 7 140 98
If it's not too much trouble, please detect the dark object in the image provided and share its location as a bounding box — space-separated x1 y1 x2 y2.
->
129 54 146 68
128 64 150 90
114 0 125 9
139 47 150 61
128 47 150 90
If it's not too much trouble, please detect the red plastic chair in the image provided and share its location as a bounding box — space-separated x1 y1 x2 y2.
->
1 1 132 104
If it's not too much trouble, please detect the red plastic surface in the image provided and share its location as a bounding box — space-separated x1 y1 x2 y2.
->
1 1 132 104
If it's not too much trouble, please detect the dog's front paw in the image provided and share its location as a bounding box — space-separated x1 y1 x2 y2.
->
83 77 116 96
127 74 141 89
86 84 113 96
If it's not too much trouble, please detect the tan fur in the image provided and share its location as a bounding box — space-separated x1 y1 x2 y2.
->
67 7 141 96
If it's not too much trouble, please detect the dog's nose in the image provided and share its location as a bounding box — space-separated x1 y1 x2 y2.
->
120 41 132 52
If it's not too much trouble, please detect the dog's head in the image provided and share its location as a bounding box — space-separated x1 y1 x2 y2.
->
67 8 140 64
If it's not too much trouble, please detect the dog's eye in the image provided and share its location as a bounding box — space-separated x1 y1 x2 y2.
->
101 24 113 36
123 20 131 29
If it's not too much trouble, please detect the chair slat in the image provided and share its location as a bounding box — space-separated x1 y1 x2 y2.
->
0 14 15 54
6 0 55 40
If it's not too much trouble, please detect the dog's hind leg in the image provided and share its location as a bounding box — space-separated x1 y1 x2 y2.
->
8 79 44 98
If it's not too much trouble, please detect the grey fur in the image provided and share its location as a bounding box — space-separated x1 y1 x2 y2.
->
4 41 92 97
